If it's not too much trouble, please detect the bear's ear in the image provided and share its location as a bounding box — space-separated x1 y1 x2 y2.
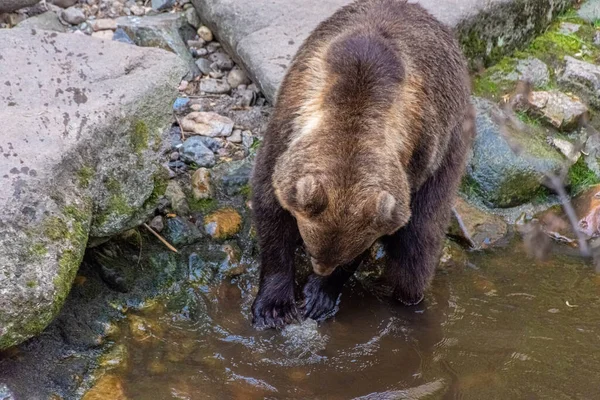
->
293 175 329 216
372 191 411 232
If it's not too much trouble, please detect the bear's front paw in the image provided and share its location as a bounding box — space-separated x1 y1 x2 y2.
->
394 288 424 306
302 275 341 321
251 291 299 330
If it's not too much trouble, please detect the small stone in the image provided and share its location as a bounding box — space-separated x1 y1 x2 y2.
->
503 57 549 87
197 25 213 42
227 68 250 89
237 89 256 107
594 32 600 47
204 208 242 239
185 6 201 28
165 181 190 216
168 160 187 171
92 30 114 40
209 51 234 71
93 18 117 31
82 375 127 400
163 216 202 246
178 80 189 91
247 83 260 93
242 130 254 149
187 39 206 48
149 215 164 232
196 136 223 152
196 58 213 75
200 78 231 94
180 136 216 167
61 6 86 25
112 28 135 45
559 56 600 108
130 4 144 15
151 0 175 11
173 97 190 113
208 69 226 79
228 129 243 143
49 0 77 8
221 162 252 196
527 90 588 131
558 22 580 35
547 137 580 163
206 41 220 53
191 168 213 200
195 48 209 57
219 242 246 277
181 111 234 137
170 151 180 161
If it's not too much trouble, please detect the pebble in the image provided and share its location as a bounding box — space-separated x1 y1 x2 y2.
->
180 136 216 167
558 22 580 35
209 51 234 71
165 181 190 216
221 162 252 196
170 151 180 161
93 18 117 31
191 168 213 200
208 69 226 79
204 208 242 239
92 30 114 40
559 56 600 107
173 97 191 113
528 90 588 131
242 131 254 149
200 78 231 94
61 7 86 25
51 0 78 8
227 68 250 89
197 25 213 42
195 58 213 75
181 111 234 137
187 39 206 48
228 129 243 143
149 215 164 232
195 48 209 57
178 80 189 92
185 6 201 29
206 41 220 53
236 89 256 107
130 4 144 16
196 136 223 152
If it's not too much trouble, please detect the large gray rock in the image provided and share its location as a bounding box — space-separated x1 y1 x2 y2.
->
15 11 67 33
192 0 570 103
0 29 187 350
503 57 550 87
559 56 600 108
116 13 200 78
467 97 565 208
0 0 40 13
577 0 600 23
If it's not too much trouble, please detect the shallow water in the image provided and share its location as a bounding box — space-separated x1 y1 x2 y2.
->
108 242 600 400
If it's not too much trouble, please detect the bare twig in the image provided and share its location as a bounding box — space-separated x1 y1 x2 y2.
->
143 223 178 253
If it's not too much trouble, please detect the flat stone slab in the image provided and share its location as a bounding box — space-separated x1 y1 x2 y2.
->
0 28 187 349
192 0 570 102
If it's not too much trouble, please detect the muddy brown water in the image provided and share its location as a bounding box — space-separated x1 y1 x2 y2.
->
108 242 599 400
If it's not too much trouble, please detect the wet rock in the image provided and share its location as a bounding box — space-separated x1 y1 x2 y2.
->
467 97 565 208
227 68 250 89
504 57 550 87
151 0 175 11
61 6 86 25
181 111 234 137
188 253 214 285
448 197 508 248
204 208 242 239
196 58 213 75
573 184 600 239
577 0 600 23
0 29 186 350
191 168 213 200
228 129 243 143
200 78 231 94
558 22 580 35
221 161 252 196
15 11 67 32
163 216 202 246
82 375 127 400
180 137 216 167
219 242 246 277
93 18 118 31
116 13 200 78
559 56 600 108
149 215 164 232
197 25 213 42
527 90 588 131
165 181 190 216
49 0 77 7
99 344 128 370
112 28 135 44
0 0 39 13
185 6 201 28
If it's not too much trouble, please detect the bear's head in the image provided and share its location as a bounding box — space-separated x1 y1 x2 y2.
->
274 172 411 276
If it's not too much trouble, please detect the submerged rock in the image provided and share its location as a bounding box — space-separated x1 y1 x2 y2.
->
449 197 508 248
82 375 127 400
467 97 565 208
204 208 242 239
0 29 186 350
163 216 203 246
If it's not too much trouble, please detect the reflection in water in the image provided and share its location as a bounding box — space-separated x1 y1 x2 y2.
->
109 242 599 399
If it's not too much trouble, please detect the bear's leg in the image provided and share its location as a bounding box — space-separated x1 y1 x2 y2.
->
251 189 302 329
302 253 366 321
383 114 474 305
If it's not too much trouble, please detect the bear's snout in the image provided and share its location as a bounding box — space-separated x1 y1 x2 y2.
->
311 257 336 276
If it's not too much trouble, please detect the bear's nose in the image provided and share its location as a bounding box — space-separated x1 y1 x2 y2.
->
311 257 336 276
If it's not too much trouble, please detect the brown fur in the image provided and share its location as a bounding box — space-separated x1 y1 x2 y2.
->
251 0 475 328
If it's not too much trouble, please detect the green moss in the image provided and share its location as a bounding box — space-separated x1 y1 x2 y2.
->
26 280 37 288
472 58 518 99
568 157 600 194
27 243 48 260
239 184 252 199
189 198 218 213
131 120 149 155
77 166 94 189
143 168 169 209
459 175 483 199
516 111 542 127
105 177 121 193
44 217 68 241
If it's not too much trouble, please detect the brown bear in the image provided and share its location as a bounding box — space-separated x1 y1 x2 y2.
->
250 0 475 329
